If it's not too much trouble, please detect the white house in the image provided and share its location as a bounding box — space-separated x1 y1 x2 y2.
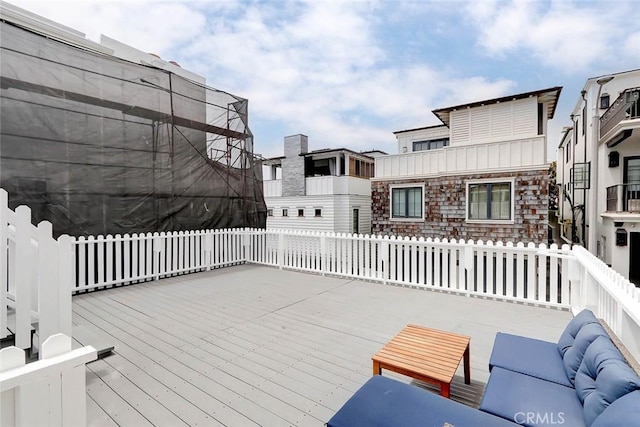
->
262 134 379 233
372 87 562 243
557 69 640 285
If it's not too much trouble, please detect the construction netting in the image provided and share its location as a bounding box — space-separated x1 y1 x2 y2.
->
0 20 266 237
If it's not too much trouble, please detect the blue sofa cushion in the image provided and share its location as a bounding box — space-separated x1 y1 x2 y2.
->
591 390 640 427
488 332 572 387
479 367 586 427
327 375 518 427
562 322 609 385
575 336 640 426
557 310 599 356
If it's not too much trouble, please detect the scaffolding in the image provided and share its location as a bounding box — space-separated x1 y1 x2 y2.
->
0 18 266 236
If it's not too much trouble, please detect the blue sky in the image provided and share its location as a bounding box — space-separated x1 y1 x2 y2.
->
8 0 640 160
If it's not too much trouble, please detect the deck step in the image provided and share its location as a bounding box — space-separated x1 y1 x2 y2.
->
73 325 114 358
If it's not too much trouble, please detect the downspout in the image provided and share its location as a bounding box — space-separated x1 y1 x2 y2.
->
588 76 614 255
581 90 587 247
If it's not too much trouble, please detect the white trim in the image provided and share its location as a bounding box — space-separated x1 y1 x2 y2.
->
465 178 515 223
389 183 425 222
371 164 548 182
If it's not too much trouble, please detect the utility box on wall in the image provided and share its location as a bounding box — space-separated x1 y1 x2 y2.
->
616 228 628 246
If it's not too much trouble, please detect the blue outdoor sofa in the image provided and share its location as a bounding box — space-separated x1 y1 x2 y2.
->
327 310 640 427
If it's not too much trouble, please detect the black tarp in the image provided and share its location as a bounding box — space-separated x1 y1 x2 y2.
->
0 20 266 236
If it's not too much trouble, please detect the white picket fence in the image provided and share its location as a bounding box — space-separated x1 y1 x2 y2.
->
0 189 73 351
245 229 573 307
570 245 640 358
0 334 96 427
69 229 246 293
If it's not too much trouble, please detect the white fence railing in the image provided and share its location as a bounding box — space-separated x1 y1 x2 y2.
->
570 245 640 358
245 229 573 307
1 189 73 352
70 229 246 293
0 334 96 427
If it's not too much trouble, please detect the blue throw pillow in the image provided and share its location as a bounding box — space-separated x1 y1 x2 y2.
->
557 309 599 356
591 390 640 427
563 323 609 385
575 336 640 426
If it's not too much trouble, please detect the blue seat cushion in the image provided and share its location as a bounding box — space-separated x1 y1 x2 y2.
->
591 390 640 427
327 375 518 427
575 336 640 426
562 322 609 385
557 309 599 356
479 367 586 427
489 332 572 387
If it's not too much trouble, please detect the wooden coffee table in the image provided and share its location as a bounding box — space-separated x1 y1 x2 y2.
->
372 324 470 398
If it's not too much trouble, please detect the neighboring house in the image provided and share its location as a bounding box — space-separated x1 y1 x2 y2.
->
372 87 562 243
0 2 265 235
263 134 380 234
557 69 640 285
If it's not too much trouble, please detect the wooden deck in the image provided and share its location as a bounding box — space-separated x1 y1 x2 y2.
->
74 264 572 427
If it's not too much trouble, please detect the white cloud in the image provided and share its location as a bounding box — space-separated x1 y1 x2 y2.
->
4 0 522 156
466 0 638 73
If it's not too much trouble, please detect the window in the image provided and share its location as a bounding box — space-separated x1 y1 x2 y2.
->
565 144 571 163
267 209 273 217
413 138 449 152
282 208 288 217
391 186 423 219
582 105 587 135
468 182 512 220
314 208 322 217
600 94 610 109
297 208 304 217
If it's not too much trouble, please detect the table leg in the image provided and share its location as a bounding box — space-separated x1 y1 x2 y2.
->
372 360 381 376
464 344 471 384
440 382 451 398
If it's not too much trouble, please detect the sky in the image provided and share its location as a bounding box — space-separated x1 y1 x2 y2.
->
6 0 640 160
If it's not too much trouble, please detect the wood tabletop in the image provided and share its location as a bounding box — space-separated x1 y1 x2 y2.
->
372 324 470 384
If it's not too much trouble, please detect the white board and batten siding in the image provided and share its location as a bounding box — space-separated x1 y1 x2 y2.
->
375 136 547 180
450 97 539 146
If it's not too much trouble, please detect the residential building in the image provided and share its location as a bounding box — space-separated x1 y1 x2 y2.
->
0 2 265 235
557 69 640 285
262 134 379 233
372 87 562 243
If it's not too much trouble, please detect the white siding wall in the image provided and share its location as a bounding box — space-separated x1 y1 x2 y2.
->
450 98 538 146
334 195 372 234
375 137 547 179
263 180 282 197
265 194 372 234
265 196 336 232
396 126 449 153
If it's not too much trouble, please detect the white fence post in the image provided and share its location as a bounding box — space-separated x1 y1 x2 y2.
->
37 221 59 347
0 189 8 341
57 235 73 340
14 206 33 350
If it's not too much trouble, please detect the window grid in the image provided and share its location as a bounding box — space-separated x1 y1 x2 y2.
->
392 187 423 219
468 182 511 220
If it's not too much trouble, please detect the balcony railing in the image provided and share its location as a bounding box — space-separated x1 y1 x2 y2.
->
606 184 640 212
600 88 640 138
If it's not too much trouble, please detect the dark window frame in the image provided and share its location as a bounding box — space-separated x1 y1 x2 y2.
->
468 182 512 221
391 187 423 219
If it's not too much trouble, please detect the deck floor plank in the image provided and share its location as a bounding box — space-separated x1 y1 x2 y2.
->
75 264 571 426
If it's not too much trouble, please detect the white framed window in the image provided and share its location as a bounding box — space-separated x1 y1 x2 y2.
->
282 208 288 217
466 179 514 223
314 208 322 217
390 184 424 221
297 208 304 217
267 209 273 217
